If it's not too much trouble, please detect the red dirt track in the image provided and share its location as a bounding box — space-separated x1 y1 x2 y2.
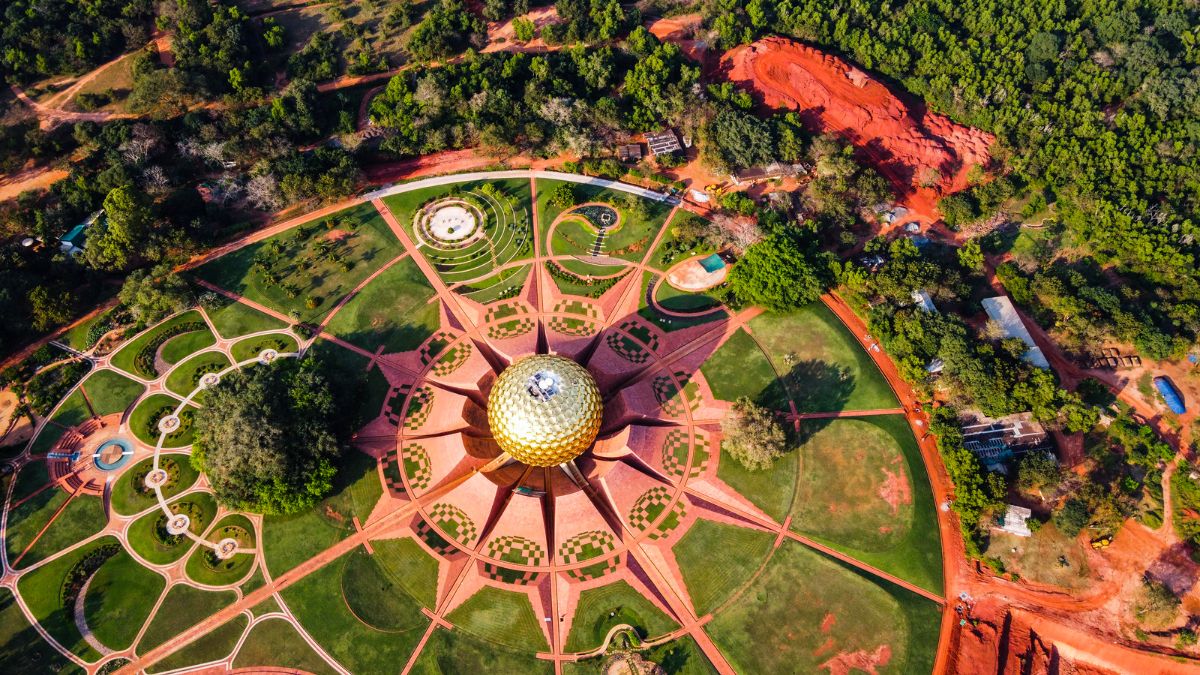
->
723 37 994 221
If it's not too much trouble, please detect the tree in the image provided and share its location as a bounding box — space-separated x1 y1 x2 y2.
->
721 397 787 470
1016 452 1061 495
512 17 536 42
728 234 825 311
957 239 984 271
28 286 73 332
192 358 342 514
704 108 774 172
118 264 194 324
1133 578 1180 630
548 183 577 207
84 185 153 271
1052 498 1090 537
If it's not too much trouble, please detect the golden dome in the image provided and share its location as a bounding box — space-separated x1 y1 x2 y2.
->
487 355 603 467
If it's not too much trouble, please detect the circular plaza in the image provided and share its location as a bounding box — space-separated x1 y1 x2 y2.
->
0 171 946 674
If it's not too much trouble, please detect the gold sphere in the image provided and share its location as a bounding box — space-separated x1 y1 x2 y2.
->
487 355 603 467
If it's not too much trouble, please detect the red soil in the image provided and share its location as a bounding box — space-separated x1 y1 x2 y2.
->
820 612 837 633
820 644 892 675
324 228 351 242
878 467 912 516
647 14 708 64
721 37 994 222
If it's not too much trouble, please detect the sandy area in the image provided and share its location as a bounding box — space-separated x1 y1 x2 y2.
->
0 166 68 202
722 37 994 222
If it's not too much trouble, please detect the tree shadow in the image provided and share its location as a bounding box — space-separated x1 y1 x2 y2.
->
759 359 855 445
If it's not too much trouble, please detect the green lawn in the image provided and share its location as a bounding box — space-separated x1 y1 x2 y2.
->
655 281 722 313
0 587 79 674
308 340 389 430
204 298 288 339
28 424 65 456
17 536 120 661
716 442 798 523
445 585 549 652
564 580 678 652
230 333 299 362
703 540 938 674
232 618 336 674
323 255 439 354
749 305 898 412
185 514 256 585
110 455 198 516
698 329 784 409
138 584 236 652
672 519 775 616
63 308 115 352
648 211 716 271
457 264 530 304
192 203 402 325
263 450 379 575
158 327 216 365
127 492 217 565
790 415 943 594
164 350 232 398
536 179 672 263
129 394 194 447
44 388 90 430
80 370 145 416
372 537 440 609
109 311 208 379
282 547 428 673
340 546 427 630
146 614 247 674
410 627 553 675
82 547 165 651
10 460 49 503
6 492 106 569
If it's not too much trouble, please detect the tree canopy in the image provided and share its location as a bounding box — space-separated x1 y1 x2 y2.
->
728 234 826 311
192 357 343 514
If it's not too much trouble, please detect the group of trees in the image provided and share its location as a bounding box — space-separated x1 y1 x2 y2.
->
192 357 344 514
0 0 153 84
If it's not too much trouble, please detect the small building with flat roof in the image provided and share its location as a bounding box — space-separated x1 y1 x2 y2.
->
644 129 682 157
981 296 1050 369
617 143 643 162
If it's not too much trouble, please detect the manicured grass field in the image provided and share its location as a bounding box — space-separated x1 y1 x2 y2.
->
82 547 165 651
648 211 715 270
546 262 628 299
307 340 389 429
10 460 49 503
230 333 299 362
445 585 549 652
28 424 65 456
17 536 120 661
457 265 530 304
129 394 195 447
672 519 775 616
0 587 78 673
204 298 287 339
44 388 90 430
110 455 198 516
110 311 208 378
7 492 106 569
192 203 403 324
232 618 336 674
63 308 115 352
79 369 145 416
185 514 256 585
655 280 721 313
263 450 379 575
749 305 898 412
158 326 216 365
323 255 439 353
715 441 798 522
372 537 440 609
164 350 232 398
146 614 247 674
410 627 553 675
127 492 218 565
704 540 938 674
138 584 236 652
535 179 672 263
698 329 783 408
564 580 678 652
283 548 428 673
790 415 943 593
340 547 427 630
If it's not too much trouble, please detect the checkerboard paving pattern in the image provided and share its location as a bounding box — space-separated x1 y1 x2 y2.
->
485 535 545 566
616 319 660 352
431 342 472 376
605 332 650 363
559 530 619 581
548 315 597 337
552 299 601 319
384 385 412 427
401 443 432 491
484 301 525 323
402 386 435 431
660 429 710 479
628 487 686 540
419 331 456 366
652 371 701 417
487 317 535 340
426 502 478 546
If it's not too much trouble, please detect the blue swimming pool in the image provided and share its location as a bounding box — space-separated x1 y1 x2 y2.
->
93 438 133 471
700 253 726 273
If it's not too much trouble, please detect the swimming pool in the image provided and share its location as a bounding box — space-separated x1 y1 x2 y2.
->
93 438 134 471
700 253 726 273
